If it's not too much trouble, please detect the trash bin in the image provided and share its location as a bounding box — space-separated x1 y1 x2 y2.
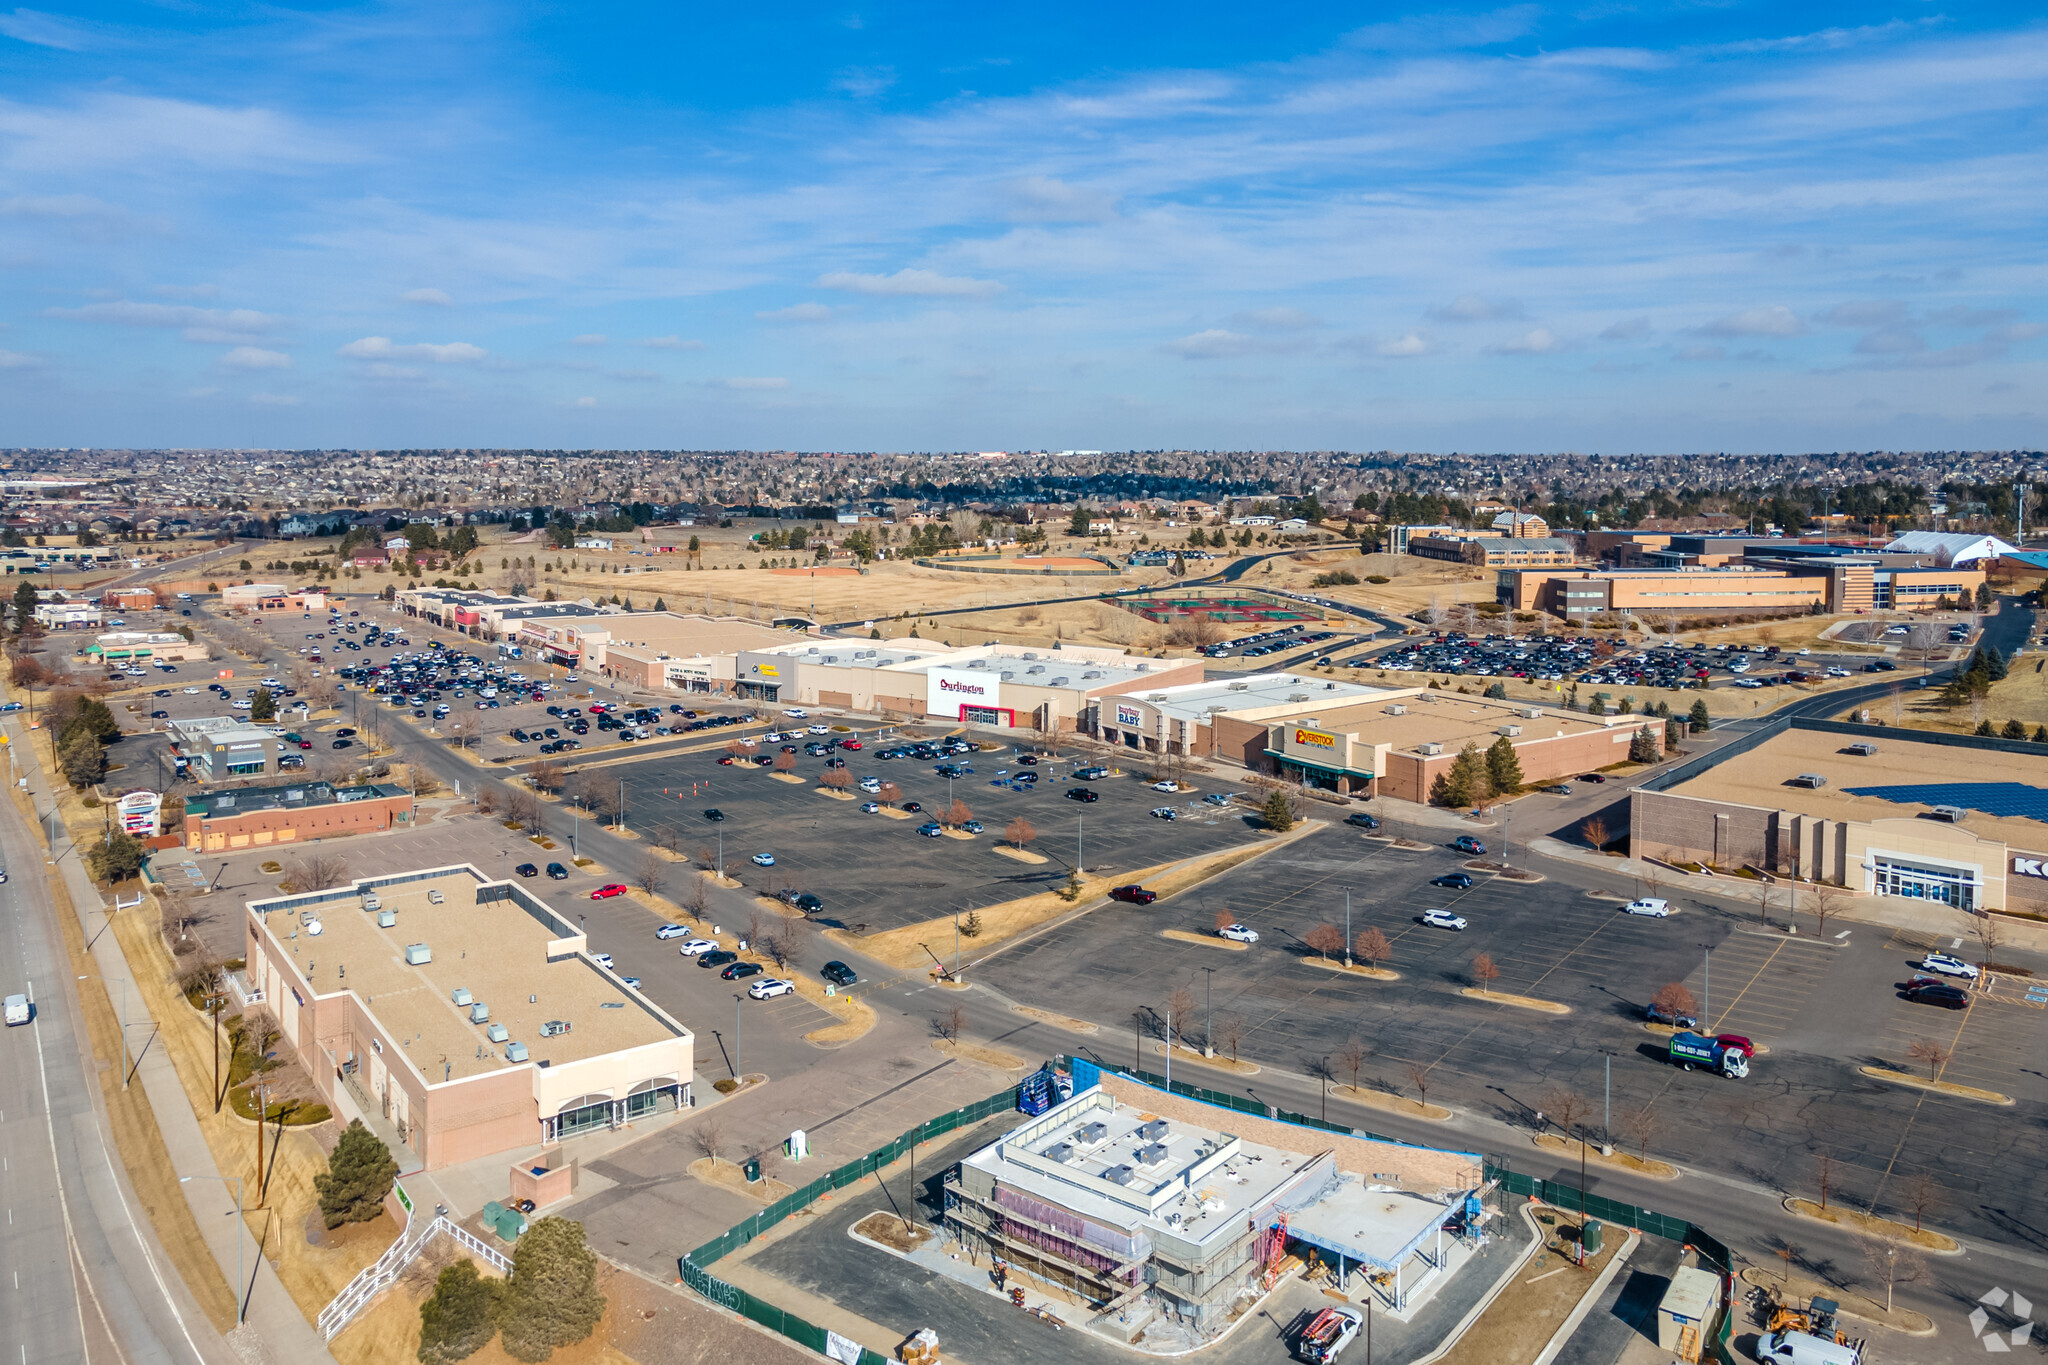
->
742 1157 761 1184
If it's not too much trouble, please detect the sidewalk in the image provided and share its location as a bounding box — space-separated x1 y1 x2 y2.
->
6 712 337 1365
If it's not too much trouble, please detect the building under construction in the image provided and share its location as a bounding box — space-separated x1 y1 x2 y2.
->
943 1070 1486 1341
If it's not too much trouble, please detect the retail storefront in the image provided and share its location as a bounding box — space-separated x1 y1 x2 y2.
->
734 651 788 702
1263 723 1380 794
1866 851 1981 912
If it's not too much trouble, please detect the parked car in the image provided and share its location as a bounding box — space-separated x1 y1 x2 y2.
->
917 822 944 837
720 962 764 981
1420 909 1467 931
1065 787 1099 803
591 953 615 970
1542 783 1574 795
749 978 795 999
1903 977 1969 1009
751 852 776 867
1451 836 1487 855
655 924 687 939
1576 773 1609 783
1150 807 1178 820
703 808 725 822
1430 872 1475 889
698 950 739 969
1343 812 1380 830
1645 1000 1698 1029
821 961 858 987
678 939 719 956
1217 923 1258 944
546 863 570 879
1918 952 1979 980
860 801 882 813
590 884 628 899
1109 885 1157 905
1151 780 1180 793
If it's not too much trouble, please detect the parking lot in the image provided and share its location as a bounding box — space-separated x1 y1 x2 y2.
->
971 822 2048 1248
592 734 1268 934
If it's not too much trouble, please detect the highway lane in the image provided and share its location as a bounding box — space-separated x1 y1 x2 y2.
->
0 788 215 1364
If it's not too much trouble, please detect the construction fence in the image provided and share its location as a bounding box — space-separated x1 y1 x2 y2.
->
676 1064 1740 1365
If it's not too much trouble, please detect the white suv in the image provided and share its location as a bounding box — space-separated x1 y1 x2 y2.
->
1421 909 1467 931
1918 952 1979 980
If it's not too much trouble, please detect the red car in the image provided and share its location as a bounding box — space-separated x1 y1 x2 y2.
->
590 884 628 899
839 739 862 750
718 755 736 765
1714 1034 1755 1057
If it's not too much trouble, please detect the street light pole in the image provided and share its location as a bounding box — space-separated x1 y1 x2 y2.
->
1700 944 1714 1032
181 1174 246 1323
1344 889 1352 967
1201 966 1215 1058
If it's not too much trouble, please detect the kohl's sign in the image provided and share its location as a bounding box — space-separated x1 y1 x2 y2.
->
2014 856 2048 881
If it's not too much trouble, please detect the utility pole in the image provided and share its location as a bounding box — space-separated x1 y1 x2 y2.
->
1344 889 1352 967
1201 966 1215 1058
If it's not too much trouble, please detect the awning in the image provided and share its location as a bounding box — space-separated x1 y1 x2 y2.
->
1264 749 1375 781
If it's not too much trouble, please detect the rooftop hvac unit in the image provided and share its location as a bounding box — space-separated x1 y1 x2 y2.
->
823 655 838 664
403 943 431 965
1385 704 1407 715
1520 708 1543 719
504 1042 529 1063
1103 1164 1135 1186
1083 670 1103 680
1022 651 1039 660
1227 681 1250 692
1497 725 1522 737
1078 1121 1110 1146
1051 677 1069 686
377 910 397 928
1287 693 1310 703
1136 1142 1169 1166
452 987 472 1007
1043 1142 1076 1163
487 1022 508 1043
1417 742 1444 756
1027 665 1045 674
1138 1118 1169 1142
361 893 382 913
1000 670 1015 681
468 1001 490 1024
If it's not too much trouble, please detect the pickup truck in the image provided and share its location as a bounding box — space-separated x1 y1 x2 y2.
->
1297 1306 1362 1362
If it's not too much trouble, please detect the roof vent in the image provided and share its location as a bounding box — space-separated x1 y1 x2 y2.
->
1417 742 1444 756
1103 1164 1136 1186
1386 704 1407 715
1287 693 1310 703
1026 665 1045 675
1043 1142 1077 1163
1227 681 1250 692
1022 652 1039 660
1497 725 1522 737
1083 670 1103 680
823 655 838 664
1051 677 1069 686
1000 671 1015 681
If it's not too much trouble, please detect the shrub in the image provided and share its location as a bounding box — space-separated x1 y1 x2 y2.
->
315 1119 397 1228
1365 575 1390 584
496 1217 605 1363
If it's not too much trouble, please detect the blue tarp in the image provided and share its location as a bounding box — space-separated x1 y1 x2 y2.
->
1844 781 2048 823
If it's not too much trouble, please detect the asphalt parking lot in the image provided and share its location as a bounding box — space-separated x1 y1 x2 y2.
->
591 737 1266 934
973 822 2048 1247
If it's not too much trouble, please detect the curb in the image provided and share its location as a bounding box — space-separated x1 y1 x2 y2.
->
1531 1226 1639 1365
1405 1202 1547 1365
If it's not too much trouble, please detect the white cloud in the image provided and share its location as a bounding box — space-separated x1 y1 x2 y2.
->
573 396 596 408
401 288 453 306
997 176 1117 223
0 8 96 51
1697 305 1805 338
816 268 1001 297
1376 332 1431 357
756 303 832 322
1230 307 1322 331
1815 299 1906 327
0 348 38 368
337 335 485 363
1599 316 1652 341
1167 329 1256 359
636 335 705 350
248 392 301 406
831 66 896 98
1491 327 1562 354
722 376 788 389
569 333 608 346
1430 294 1523 322
221 346 291 370
45 300 284 343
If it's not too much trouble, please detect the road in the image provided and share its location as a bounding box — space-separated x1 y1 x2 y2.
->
0 780 217 1362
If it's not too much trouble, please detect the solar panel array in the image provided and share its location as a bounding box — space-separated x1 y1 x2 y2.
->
1843 781 2048 824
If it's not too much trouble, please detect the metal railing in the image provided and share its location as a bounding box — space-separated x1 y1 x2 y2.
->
316 1214 511 1340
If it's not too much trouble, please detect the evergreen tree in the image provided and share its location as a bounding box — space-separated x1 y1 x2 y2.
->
1665 716 1684 749
496 1217 606 1363
1259 789 1296 832
315 1119 398 1228
58 729 104 789
1628 725 1660 763
1440 741 1489 807
250 688 276 722
1688 698 1711 733
11 578 37 630
417 1261 500 1364
86 828 145 882
1068 505 1092 536
1483 682 1507 699
1976 719 1996 736
2002 718 2028 740
1484 736 1523 795
2034 726 2048 745
652 598 666 612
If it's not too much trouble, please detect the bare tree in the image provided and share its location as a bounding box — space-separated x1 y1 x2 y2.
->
1164 984 1196 1047
631 851 667 898
1975 911 2003 977
1406 1062 1433 1110
473 785 499 817
772 750 797 775
505 787 542 829
282 854 349 894
1542 1087 1589 1155
1337 1037 1368 1092
1214 908 1237 932
1213 1011 1246 1064
1004 816 1036 849
878 781 903 808
821 767 853 793
1775 1242 1802 1286
723 738 749 762
693 1121 725 1163
445 714 482 750
1471 952 1500 995
648 822 682 855
1621 1104 1662 1164
933 1002 966 1044
1902 1173 1943 1233
1906 1037 1951 1081
1304 922 1345 961
1651 982 1698 1022
685 875 711 921
1580 816 1609 851
1810 883 1848 937
1859 1231 1925 1314
1354 927 1392 971
944 798 973 829
1814 1149 1839 1213
527 760 567 793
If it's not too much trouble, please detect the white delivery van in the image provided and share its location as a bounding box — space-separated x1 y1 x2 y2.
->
4 993 29 1026
1758 1330 1860 1365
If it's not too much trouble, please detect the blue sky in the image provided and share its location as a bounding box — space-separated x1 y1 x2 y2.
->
0 2 2043 453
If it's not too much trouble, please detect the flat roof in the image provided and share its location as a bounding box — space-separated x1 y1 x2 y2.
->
250 867 684 1083
1289 693 1621 754
1282 1172 1456 1272
1121 674 1403 724
965 1088 1313 1250
1666 727 2048 850
186 781 407 821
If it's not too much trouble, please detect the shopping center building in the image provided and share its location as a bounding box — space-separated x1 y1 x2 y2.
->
244 863 694 1169
1630 722 2048 915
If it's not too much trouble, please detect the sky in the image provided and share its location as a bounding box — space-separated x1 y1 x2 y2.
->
0 2 2044 454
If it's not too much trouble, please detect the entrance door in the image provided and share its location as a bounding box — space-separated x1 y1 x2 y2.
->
1874 858 1977 912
